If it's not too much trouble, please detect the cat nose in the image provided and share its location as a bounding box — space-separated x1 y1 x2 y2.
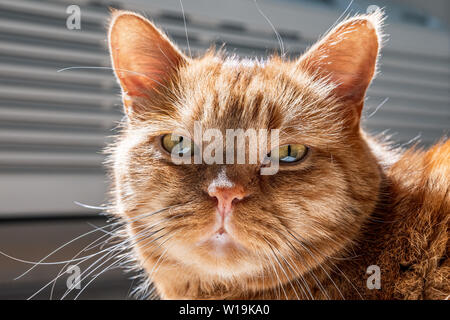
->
208 185 246 219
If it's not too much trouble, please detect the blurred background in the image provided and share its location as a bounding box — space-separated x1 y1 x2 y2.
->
0 0 448 299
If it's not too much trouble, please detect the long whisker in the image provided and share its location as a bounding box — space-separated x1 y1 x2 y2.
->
284 237 330 299
73 227 178 300
61 226 172 300
179 0 191 58
265 240 302 300
29 220 165 300
288 230 345 299
57 66 173 95
326 258 364 300
366 97 389 118
49 231 113 300
261 245 288 300
59 208 190 300
323 0 354 36
282 248 314 300
57 66 153 82
73 201 109 210
6 204 182 280
253 0 285 56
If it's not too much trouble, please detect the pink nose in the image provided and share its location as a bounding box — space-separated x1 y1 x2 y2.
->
208 185 246 219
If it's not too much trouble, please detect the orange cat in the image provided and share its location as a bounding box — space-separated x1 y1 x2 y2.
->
106 9 449 299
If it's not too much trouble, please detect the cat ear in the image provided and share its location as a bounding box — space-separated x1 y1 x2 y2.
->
108 10 187 116
297 11 384 124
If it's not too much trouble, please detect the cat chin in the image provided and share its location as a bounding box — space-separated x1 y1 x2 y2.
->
190 253 263 279
196 233 247 260
164 235 262 278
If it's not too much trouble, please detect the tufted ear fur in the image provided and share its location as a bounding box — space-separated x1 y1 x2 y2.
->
297 11 384 127
108 10 187 117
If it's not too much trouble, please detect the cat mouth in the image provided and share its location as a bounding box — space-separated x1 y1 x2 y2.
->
211 227 231 243
211 227 234 243
198 226 238 250
205 226 228 241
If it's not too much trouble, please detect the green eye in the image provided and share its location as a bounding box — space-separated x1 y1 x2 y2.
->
161 134 194 156
273 144 308 164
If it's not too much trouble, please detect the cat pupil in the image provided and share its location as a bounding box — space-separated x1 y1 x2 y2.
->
178 136 185 156
281 144 298 163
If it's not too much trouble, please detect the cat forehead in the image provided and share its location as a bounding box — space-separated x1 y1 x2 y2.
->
156 54 338 138
178 58 285 129
178 56 321 122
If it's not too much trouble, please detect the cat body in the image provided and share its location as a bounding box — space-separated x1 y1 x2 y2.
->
106 9 449 299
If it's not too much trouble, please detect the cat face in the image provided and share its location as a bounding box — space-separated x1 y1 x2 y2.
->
108 10 384 291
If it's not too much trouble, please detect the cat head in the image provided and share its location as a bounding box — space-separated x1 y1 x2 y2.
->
107 9 384 297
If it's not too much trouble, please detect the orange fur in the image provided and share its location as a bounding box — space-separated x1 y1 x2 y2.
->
106 10 449 299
